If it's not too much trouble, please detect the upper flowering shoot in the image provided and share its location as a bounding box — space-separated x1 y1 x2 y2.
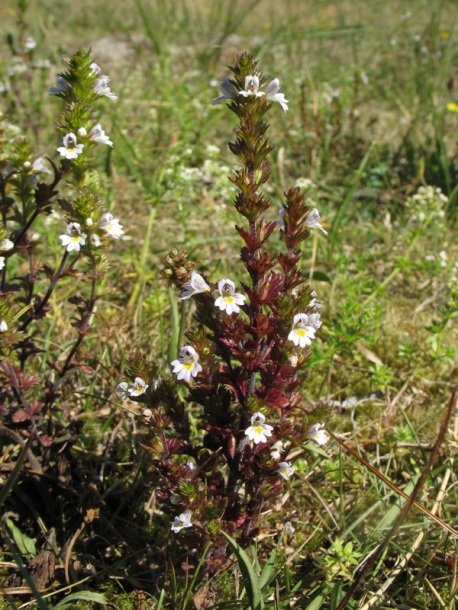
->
57 133 84 160
181 271 211 300
245 412 274 444
212 74 288 112
99 213 124 239
305 209 328 235
215 278 246 315
171 510 193 533
288 313 321 348
171 345 202 384
59 222 87 252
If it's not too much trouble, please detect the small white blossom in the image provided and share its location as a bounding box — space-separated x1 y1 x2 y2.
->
57 133 84 160
117 382 129 399
283 522 295 535
23 37 37 52
278 461 295 480
90 63 102 75
215 278 246 315
49 76 70 95
77 127 87 137
99 213 124 238
305 208 328 235
211 77 239 105
59 222 87 252
128 377 148 397
288 313 317 348
171 510 193 533
307 423 329 446
245 412 273 444
0 256 4 270
93 74 118 101
0 319 8 332
171 345 202 384
31 157 52 174
264 78 289 112
90 234 101 248
270 440 284 461
239 74 265 98
181 271 211 299
238 75 289 112
90 123 113 146
0 239 14 252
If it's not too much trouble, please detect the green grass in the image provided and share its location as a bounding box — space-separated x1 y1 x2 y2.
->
1 0 458 608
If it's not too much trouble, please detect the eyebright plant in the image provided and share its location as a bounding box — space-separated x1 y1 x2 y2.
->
0 49 122 482
119 53 328 574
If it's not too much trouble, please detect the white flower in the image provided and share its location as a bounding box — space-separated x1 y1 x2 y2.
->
128 377 148 397
49 76 70 95
90 234 101 248
99 213 124 238
307 312 322 330
305 208 328 235
90 63 102 75
245 412 273 444
93 74 118 101
181 271 211 299
90 123 113 146
215 278 246 315
278 461 295 480
117 382 129 399
59 222 87 252
288 313 317 348
24 37 37 52
239 74 289 112
31 157 52 174
57 133 84 160
307 423 329 446
171 345 202 384
171 509 193 533
211 77 239 105
0 256 4 270
270 440 284 461
0 239 14 252
283 521 295 535
264 78 289 112
0 319 8 332
77 127 87 137
239 74 265 98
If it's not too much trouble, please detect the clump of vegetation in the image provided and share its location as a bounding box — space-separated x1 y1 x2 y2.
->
1 1 458 609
